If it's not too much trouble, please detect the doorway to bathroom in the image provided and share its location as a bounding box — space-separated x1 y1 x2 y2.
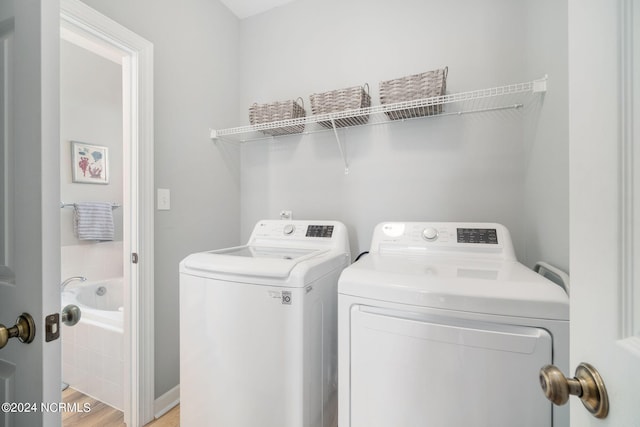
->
59 0 155 425
60 34 127 422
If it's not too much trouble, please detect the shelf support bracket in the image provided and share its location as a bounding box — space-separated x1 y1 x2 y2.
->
330 118 349 174
533 75 548 93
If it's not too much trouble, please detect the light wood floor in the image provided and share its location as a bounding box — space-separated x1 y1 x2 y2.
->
62 388 180 427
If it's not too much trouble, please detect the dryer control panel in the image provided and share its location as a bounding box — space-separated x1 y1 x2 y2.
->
372 222 516 261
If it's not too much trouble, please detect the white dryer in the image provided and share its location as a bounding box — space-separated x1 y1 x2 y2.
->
338 222 569 427
180 220 350 427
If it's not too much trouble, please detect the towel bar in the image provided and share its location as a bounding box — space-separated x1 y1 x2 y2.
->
60 202 121 209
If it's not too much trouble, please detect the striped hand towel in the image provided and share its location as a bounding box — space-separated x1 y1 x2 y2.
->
73 202 115 241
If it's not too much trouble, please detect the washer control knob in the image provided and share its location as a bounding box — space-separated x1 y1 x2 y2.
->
422 227 439 241
283 224 295 235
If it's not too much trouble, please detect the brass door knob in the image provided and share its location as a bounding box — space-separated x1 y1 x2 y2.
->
540 363 609 419
0 313 36 349
61 304 82 326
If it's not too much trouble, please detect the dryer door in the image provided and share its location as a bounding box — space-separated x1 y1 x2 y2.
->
349 307 553 427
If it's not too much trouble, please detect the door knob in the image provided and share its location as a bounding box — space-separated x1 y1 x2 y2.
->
539 363 609 419
0 313 36 349
61 304 81 326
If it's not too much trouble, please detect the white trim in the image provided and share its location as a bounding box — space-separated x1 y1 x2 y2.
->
153 384 180 419
619 0 636 338
60 25 123 65
60 1 155 426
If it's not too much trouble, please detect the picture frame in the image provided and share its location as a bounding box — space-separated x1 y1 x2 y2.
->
71 141 109 184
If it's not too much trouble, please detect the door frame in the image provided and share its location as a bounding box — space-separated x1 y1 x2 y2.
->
59 0 155 425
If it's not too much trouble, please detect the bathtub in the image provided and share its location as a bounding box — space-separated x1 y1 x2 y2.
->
62 277 124 410
62 277 124 332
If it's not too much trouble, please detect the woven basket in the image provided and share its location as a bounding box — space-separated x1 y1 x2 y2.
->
379 67 448 120
310 84 371 129
249 97 306 136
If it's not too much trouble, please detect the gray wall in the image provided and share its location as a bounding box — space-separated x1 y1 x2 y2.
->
238 0 569 270
80 0 241 398
522 0 569 272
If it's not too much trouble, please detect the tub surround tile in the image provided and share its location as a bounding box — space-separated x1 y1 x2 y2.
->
61 287 124 412
61 242 123 282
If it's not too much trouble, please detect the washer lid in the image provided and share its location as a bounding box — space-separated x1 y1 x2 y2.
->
181 245 327 279
338 254 569 321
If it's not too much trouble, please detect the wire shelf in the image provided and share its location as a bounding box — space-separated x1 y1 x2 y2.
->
210 77 547 143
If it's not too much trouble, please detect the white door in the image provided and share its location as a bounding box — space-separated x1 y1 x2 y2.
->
0 1 61 426
568 0 640 424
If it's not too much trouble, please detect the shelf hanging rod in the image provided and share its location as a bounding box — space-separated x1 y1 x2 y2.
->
330 118 349 175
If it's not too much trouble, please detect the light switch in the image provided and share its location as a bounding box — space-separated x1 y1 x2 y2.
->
157 188 171 210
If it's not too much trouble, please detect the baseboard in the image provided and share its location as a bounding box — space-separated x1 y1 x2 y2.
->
154 384 180 419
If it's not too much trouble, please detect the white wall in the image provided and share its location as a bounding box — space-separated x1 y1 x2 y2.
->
60 38 124 285
238 0 569 269
80 0 241 398
60 40 123 246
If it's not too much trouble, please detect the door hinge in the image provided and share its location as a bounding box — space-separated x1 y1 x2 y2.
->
132 252 139 264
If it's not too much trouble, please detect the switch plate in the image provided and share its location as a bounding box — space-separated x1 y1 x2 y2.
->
157 188 171 210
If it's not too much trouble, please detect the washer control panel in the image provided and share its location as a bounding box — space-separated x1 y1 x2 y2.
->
306 225 334 238
422 227 439 241
251 220 345 242
456 228 498 244
247 220 350 258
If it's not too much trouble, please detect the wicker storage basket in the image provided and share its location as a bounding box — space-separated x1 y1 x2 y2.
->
310 84 371 129
379 67 448 120
249 97 306 136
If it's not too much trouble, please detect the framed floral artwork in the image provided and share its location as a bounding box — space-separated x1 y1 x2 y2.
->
71 141 109 184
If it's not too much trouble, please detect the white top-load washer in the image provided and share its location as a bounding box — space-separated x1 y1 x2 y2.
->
180 220 350 427
338 222 569 427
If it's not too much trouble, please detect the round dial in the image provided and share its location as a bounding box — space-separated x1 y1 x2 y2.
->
283 224 295 235
422 227 439 241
